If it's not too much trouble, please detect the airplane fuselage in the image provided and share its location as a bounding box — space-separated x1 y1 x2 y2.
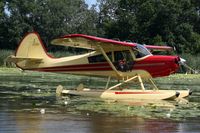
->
21 51 180 79
12 32 180 79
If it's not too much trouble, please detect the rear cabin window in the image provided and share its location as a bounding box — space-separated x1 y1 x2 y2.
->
114 51 133 62
88 52 112 63
88 50 134 71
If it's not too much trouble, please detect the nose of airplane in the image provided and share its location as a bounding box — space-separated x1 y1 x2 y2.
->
148 55 181 74
135 55 181 77
174 56 180 65
170 56 180 73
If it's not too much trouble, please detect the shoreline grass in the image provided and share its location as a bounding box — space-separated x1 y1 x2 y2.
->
0 67 199 79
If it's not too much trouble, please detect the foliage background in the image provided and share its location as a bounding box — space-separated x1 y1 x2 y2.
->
0 0 199 69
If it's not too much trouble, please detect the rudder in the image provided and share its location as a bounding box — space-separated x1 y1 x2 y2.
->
16 32 48 59
8 32 50 69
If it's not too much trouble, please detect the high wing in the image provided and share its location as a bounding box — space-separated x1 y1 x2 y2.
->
51 34 173 52
51 34 137 52
145 45 173 51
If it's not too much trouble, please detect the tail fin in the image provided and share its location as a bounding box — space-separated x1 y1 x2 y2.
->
8 32 50 69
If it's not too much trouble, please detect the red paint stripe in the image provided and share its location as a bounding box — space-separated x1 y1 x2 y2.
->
115 91 161 94
32 67 112 72
28 62 164 72
134 63 165 67
25 62 112 72
35 62 110 69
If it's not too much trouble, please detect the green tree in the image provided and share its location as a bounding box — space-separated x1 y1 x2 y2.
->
96 0 119 37
191 0 200 34
151 35 163 45
1 0 200 55
101 0 200 54
2 0 99 49
0 1 10 49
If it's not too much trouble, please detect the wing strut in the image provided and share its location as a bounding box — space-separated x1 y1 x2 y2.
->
98 45 122 77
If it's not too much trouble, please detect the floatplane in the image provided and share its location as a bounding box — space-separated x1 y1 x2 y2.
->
7 32 192 101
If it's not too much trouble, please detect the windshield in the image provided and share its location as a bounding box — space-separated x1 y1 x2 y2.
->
134 44 152 58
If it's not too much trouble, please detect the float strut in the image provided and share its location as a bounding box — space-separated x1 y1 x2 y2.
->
149 79 159 90
105 76 111 89
107 76 137 90
138 75 145 91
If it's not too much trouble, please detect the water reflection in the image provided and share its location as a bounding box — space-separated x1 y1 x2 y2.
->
1 110 200 133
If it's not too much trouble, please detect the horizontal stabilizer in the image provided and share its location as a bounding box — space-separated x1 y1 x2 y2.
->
6 55 43 63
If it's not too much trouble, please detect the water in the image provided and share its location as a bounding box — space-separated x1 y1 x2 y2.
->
1 112 200 133
0 69 200 133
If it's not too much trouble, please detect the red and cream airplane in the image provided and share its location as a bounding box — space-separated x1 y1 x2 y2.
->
8 32 191 100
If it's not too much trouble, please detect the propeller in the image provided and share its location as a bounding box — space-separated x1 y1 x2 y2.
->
179 58 197 74
180 58 186 64
173 46 198 74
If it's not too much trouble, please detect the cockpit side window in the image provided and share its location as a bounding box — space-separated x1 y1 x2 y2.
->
114 50 134 72
133 44 152 58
